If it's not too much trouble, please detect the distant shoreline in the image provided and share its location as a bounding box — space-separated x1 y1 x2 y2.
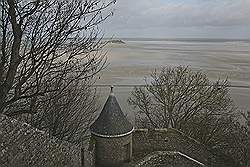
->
103 38 250 43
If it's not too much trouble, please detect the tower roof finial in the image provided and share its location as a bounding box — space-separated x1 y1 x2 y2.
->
110 85 114 96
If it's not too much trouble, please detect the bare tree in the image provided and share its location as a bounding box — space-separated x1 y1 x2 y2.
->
0 0 115 115
128 66 247 166
14 78 99 144
0 0 116 145
128 66 233 129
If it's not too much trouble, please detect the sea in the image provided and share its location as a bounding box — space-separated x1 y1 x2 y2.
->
95 38 250 123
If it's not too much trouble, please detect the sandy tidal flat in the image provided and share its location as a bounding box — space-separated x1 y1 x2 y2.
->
96 39 250 122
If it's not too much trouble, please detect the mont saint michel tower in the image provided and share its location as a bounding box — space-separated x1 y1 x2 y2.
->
90 87 134 167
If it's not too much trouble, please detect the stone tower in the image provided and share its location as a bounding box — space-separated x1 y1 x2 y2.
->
90 86 134 167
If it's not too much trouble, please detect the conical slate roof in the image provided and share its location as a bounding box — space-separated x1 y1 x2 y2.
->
90 87 134 137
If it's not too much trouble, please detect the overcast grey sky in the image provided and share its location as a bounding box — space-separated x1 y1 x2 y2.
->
102 0 250 39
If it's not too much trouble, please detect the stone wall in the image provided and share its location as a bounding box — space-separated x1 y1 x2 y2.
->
248 111 250 167
135 151 205 167
132 128 214 165
83 143 95 167
0 114 82 167
92 133 132 167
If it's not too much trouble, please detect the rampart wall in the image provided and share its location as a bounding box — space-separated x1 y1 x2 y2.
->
0 114 82 167
132 128 214 165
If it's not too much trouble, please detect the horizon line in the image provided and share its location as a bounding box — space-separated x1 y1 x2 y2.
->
103 37 250 40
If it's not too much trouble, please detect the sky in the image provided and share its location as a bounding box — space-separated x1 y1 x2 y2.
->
102 0 250 39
